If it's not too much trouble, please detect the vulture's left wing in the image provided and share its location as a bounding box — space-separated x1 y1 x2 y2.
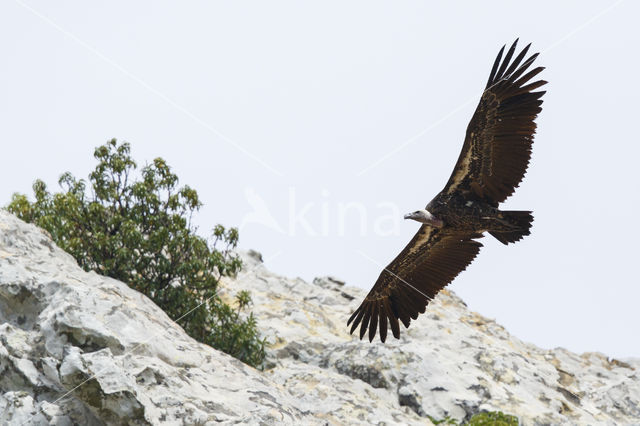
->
348 226 483 342
444 40 547 205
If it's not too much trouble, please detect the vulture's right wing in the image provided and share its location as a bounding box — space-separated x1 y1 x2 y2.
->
348 226 483 342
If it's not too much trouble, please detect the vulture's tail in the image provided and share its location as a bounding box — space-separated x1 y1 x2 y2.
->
489 210 533 245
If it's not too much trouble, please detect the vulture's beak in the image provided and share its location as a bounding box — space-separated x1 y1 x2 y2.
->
404 213 414 220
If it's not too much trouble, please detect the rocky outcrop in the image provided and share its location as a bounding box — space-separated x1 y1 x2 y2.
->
0 210 639 425
0 211 423 425
220 257 640 425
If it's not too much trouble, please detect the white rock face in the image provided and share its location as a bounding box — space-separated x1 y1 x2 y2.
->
0 211 423 425
0 210 639 425
221 254 640 425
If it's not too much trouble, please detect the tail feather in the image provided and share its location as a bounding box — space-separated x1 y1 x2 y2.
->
489 210 533 245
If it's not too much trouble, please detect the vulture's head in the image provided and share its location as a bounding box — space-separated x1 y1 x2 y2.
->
404 209 444 228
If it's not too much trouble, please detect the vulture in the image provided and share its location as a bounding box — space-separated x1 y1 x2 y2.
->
348 40 546 342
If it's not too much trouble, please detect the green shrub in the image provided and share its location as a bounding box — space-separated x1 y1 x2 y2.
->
465 411 519 426
426 411 519 426
427 414 457 425
6 139 266 368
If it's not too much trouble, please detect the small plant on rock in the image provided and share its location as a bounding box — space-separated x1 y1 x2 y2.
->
465 411 519 426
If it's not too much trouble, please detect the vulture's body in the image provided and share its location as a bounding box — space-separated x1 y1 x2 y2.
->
348 40 546 343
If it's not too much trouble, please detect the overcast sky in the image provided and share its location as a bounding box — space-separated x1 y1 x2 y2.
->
1 1 638 359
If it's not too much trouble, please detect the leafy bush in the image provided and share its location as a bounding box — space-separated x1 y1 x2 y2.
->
6 139 266 368
465 411 519 426
426 411 519 426
427 414 457 425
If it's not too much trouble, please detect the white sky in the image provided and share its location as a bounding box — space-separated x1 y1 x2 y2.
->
1 1 638 358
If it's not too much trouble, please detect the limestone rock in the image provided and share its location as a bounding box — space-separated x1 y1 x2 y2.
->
219 251 640 425
1 210 639 425
0 211 422 425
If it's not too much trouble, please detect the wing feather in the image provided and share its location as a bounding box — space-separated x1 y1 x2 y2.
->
384 297 401 339
495 39 518 80
503 43 531 77
368 302 379 342
358 305 372 339
348 226 483 342
444 40 546 205
348 305 366 334
486 44 505 87
378 303 388 343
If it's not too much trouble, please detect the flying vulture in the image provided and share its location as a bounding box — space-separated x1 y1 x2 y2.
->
348 40 546 342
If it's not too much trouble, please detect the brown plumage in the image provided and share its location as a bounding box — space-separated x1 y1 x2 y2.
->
348 40 546 342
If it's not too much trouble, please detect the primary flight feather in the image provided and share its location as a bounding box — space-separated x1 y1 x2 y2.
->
348 39 546 343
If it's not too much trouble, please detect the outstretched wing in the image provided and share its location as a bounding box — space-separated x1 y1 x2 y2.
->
348 226 483 342
444 39 547 205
